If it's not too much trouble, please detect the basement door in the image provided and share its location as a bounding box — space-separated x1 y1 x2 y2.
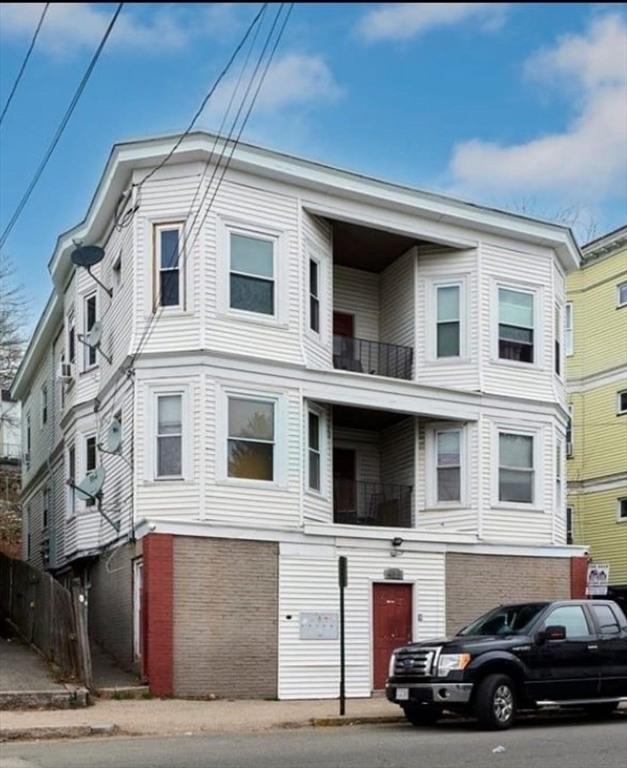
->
372 583 413 690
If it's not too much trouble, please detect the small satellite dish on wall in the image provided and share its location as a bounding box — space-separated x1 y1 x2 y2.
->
106 419 122 453
75 466 106 502
70 245 105 268
85 320 103 349
70 243 112 297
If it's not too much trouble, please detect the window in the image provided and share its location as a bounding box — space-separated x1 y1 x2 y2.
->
618 498 627 522
229 232 275 316
566 404 573 457
308 411 321 492
309 259 320 333
499 432 534 504
156 395 182 477
554 304 562 376
618 281 627 308
436 429 461 502
498 287 534 363
227 397 275 481
155 224 183 308
591 604 621 636
565 303 573 356
25 413 31 468
566 506 574 544
42 488 49 530
67 313 76 364
67 444 76 518
84 294 97 367
41 384 48 425
544 605 591 638
555 441 562 509
618 390 627 416
86 436 97 472
437 285 460 358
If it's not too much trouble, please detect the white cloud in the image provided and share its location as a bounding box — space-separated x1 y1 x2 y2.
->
0 3 233 54
202 53 342 126
449 14 627 201
357 3 511 42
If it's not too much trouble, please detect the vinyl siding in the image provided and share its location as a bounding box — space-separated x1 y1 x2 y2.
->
278 543 446 699
380 417 415 521
569 489 627 585
333 266 380 342
303 402 333 524
303 212 333 370
380 249 415 350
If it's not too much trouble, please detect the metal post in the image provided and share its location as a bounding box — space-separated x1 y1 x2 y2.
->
339 555 347 716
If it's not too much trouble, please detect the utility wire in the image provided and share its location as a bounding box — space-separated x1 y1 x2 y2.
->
0 2 50 127
0 3 124 251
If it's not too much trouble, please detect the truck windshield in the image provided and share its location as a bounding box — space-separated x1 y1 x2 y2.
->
457 603 548 637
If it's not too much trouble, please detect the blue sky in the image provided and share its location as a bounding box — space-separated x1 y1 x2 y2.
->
1 3 626 327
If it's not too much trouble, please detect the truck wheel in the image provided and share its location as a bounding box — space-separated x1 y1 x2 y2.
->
475 674 516 730
402 705 441 727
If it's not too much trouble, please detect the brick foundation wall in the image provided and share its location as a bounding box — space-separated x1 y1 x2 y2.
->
143 533 173 696
445 553 571 634
173 536 279 699
88 542 136 667
570 556 589 598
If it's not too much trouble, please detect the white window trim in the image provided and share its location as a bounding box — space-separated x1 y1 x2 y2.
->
555 436 564 514
67 310 76 366
41 383 48 427
66 443 76 520
617 282 627 308
217 385 287 489
83 291 98 371
307 255 321 338
81 431 98 509
305 403 328 499
617 390 627 416
492 280 543 369
492 423 544 511
554 302 564 380
426 276 469 363
618 497 627 523
144 383 192 483
153 221 186 312
133 558 143 660
218 216 288 327
565 302 573 356
425 422 467 508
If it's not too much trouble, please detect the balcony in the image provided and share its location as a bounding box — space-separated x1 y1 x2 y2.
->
333 335 413 380
333 479 413 528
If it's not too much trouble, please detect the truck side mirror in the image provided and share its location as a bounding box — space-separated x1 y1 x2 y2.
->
537 624 566 644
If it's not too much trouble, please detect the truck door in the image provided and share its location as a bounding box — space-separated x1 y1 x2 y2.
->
588 602 627 699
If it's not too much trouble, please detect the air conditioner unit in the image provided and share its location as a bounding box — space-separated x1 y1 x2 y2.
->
566 442 573 457
58 361 74 381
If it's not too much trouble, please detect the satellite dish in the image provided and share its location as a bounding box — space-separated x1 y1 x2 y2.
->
76 466 106 502
71 245 105 268
85 320 103 349
106 419 122 453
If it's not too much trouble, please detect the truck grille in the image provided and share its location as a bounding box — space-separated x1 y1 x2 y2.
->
394 648 436 677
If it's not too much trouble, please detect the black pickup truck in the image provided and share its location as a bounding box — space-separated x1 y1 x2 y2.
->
386 599 627 730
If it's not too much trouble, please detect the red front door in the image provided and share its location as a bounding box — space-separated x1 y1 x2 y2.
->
333 312 354 338
372 583 413 690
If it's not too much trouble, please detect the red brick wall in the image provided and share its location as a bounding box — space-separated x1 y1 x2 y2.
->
143 534 173 696
570 556 589 599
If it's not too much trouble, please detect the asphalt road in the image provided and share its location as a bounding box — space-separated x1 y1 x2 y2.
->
2 712 626 768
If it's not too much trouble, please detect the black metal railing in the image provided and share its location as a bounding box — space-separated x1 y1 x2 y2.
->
333 479 413 528
332 335 413 380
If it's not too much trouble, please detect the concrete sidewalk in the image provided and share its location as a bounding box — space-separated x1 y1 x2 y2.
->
0 696 403 741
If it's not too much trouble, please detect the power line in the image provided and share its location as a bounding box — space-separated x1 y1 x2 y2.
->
0 2 50 127
0 3 124 251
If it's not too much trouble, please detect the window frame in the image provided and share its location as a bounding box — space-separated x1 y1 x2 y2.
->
84 434 98 507
41 383 48 426
493 281 541 368
565 302 573 356
618 497 627 523
154 221 185 310
554 302 563 378
426 423 467 508
566 404 574 458
145 384 191 483
427 277 468 362
309 257 320 335
84 292 98 369
25 412 31 469
617 281 627 309
67 311 76 366
155 393 184 480
617 390 627 416
542 604 593 639
306 405 327 496
218 217 287 326
66 443 76 519
228 229 277 318
493 425 542 509
42 487 49 530
555 438 563 513
218 387 286 488
566 505 574 544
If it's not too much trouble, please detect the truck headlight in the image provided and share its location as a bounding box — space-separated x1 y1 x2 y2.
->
388 651 397 677
437 653 471 677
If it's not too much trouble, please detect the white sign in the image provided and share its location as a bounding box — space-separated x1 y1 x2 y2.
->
586 563 610 596
299 612 339 640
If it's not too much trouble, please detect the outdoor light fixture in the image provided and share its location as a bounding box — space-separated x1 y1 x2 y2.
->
392 537 403 548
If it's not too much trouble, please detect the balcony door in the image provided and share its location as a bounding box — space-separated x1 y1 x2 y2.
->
333 313 360 371
334 447 356 523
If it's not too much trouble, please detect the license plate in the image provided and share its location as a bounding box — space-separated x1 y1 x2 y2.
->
396 687 409 701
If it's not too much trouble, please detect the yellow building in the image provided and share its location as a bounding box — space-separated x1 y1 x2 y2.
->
566 225 627 607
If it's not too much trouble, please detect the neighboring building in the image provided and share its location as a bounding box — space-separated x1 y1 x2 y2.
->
11 132 587 699
0 389 21 465
0 390 22 557
566 225 627 609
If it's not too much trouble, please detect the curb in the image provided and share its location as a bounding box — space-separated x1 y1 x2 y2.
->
0 723 117 743
0 688 90 712
311 715 405 727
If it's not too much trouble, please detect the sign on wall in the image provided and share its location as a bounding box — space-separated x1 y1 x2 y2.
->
299 612 339 640
586 563 610 596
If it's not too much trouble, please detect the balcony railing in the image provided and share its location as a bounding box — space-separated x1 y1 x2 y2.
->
333 335 413 380
333 479 413 528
